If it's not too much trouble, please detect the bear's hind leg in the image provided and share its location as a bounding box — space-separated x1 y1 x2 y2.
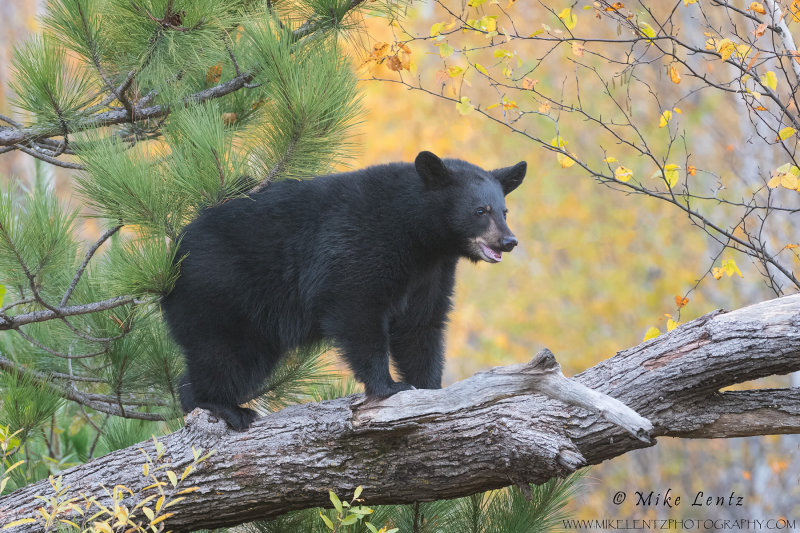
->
179 333 275 430
178 374 258 430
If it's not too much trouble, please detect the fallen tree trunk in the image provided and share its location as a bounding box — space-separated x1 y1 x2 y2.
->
2 294 800 531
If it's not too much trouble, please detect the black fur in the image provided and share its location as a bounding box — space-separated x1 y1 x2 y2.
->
162 151 526 430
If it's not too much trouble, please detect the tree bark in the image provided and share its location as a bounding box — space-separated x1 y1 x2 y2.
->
2 294 800 532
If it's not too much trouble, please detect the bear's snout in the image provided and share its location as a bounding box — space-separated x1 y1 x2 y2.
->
500 235 518 252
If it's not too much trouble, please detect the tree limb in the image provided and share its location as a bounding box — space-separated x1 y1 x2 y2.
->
2 294 800 531
0 296 136 330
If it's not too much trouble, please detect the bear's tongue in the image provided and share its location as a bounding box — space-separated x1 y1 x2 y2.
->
479 242 502 262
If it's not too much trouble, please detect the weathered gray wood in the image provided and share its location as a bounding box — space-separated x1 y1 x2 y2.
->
2 293 800 532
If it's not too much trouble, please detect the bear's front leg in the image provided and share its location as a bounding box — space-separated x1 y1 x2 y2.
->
389 323 444 390
325 312 414 398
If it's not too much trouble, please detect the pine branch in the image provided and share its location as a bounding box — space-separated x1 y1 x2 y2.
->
0 296 136 330
0 0 370 158
0 355 168 421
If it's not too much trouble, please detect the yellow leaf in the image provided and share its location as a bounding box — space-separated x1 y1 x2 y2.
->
477 15 498 33
557 8 577 30
735 44 752 61
786 243 799 249
501 97 518 110
92 522 114 533
522 77 538 89
557 152 577 168
717 38 735 61
3 519 37 529
166 470 178 488
721 259 744 278
781 173 799 189
468 0 488 6
712 267 723 280
664 163 680 187
603 157 618 163
639 22 656 40
614 165 632 182
658 110 672 128
475 63 489 76
668 65 681 84
176 486 201 495
447 66 463 77
430 23 445 37
550 136 567 148
456 97 474 115
164 497 186 509
673 107 682 114
750 2 766 14
538 101 551 113
768 175 783 188
643 326 661 341
777 127 796 141
667 319 680 331
571 42 585 57
494 49 513 59
683 0 697 4
149 513 174 526
760 70 777 90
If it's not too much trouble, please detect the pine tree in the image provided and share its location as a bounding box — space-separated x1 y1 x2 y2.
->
1 0 367 489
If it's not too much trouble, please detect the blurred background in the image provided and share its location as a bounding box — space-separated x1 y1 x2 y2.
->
1 0 798 524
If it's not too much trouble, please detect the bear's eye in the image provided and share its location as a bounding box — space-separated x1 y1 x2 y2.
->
503 209 508 219
475 207 487 216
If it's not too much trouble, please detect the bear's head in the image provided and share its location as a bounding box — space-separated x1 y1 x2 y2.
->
415 150 526 263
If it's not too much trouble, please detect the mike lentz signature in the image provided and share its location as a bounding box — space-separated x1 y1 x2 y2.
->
612 489 745 508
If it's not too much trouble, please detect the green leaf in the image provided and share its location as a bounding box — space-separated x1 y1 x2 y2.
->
353 485 363 500
438 42 454 58
456 97 474 116
0 285 5 308
320 512 335 530
330 490 343 514
341 514 359 525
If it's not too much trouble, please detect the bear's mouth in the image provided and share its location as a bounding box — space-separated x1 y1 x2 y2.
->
478 241 503 263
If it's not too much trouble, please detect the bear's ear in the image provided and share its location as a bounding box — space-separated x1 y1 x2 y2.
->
492 161 527 195
415 151 453 190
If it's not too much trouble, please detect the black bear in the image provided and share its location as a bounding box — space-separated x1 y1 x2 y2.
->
162 151 526 430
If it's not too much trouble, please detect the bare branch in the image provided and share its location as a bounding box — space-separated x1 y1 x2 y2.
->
61 224 123 306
